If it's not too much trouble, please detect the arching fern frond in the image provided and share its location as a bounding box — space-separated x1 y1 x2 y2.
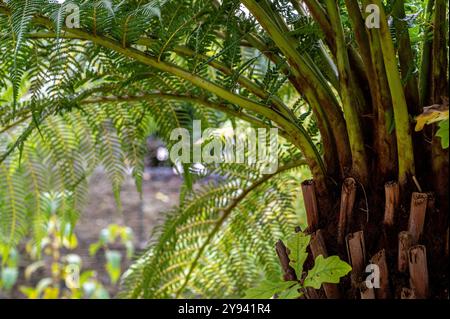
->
120 157 308 298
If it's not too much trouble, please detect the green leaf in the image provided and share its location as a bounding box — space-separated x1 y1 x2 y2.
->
89 242 102 256
244 280 297 299
277 283 303 299
303 255 351 289
1 267 19 290
105 250 122 284
93 285 111 299
79 270 96 285
286 232 311 278
436 119 449 149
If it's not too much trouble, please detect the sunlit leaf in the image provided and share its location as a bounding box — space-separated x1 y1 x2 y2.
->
303 255 351 289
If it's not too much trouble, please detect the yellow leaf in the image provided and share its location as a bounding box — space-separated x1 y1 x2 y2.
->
43 287 59 299
415 99 449 131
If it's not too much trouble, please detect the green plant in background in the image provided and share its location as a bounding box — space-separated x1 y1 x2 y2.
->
245 232 351 298
90 224 135 285
20 264 111 299
0 193 133 298
0 247 19 292
18 221 134 299
16 194 113 299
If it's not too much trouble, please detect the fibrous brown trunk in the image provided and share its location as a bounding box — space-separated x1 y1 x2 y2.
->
287 174 448 299
272 0 449 301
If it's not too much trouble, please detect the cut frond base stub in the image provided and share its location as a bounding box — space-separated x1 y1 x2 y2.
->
345 231 366 285
398 231 413 273
310 230 341 299
408 245 429 299
401 287 417 299
346 230 371 299
275 239 297 282
360 285 376 299
384 181 399 227
301 180 320 232
370 249 391 299
408 192 429 243
338 177 356 246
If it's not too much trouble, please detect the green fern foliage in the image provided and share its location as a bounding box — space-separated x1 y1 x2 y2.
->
0 0 327 297
120 157 307 298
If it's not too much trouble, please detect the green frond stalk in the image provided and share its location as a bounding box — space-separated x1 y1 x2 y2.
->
418 0 435 107
371 0 415 185
324 0 368 184
24 31 296 121
392 0 420 114
241 0 352 179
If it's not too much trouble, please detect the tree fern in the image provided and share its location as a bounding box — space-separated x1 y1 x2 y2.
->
0 0 356 298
